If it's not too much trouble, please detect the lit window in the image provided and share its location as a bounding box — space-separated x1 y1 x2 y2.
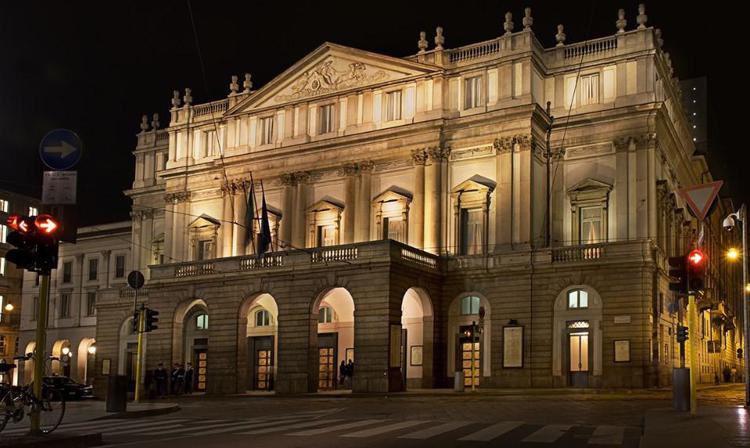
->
28 207 38 216
318 306 333 323
255 309 271 327
567 320 590 329
0 295 4 322
464 76 482 109
319 104 335 134
88 258 98 281
580 206 603 244
0 199 8 213
0 258 5 276
0 224 7 244
385 90 402 121
259 116 274 145
459 208 484 255
460 296 481 315
579 74 600 106
62 261 72 283
86 292 96 316
382 216 406 243
59 293 71 318
568 290 589 309
196 313 209 330
316 225 336 247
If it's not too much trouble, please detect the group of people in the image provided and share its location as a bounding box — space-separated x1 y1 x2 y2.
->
338 359 354 388
151 362 194 398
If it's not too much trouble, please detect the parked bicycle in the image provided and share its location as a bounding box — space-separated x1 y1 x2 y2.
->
0 353 66 434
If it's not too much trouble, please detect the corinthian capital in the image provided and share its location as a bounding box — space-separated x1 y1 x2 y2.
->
411 149 428 165
164 191 191 204
427 145 451 162
280 172 296 187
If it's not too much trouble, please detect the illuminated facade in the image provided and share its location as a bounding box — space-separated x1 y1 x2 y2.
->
94 6 743 393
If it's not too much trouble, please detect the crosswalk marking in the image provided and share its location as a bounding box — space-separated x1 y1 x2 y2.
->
89 419 193 435
238 418 343 435
2 418 185 436
522 424 573 443
288 419 387 436
135 420 245 436
187 417 307 436
398 421 472 439
458 421 524 441
341 420 429 438
589 425 625 445
106 424 187 435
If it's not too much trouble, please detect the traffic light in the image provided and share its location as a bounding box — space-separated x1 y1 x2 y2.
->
144 308 159 332
4 215 36 270
677 325 689 343
131 310 140 334
3 214 60 274
669 255 688 294
687 249 706 292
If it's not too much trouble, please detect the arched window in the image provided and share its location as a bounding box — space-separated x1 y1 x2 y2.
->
255 310 271 327
567 289 589 309
318 306 333 323
196 313 209 329
460 296 480 315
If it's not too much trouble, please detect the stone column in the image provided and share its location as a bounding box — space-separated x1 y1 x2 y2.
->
167 191 190 262
101 250 111 289
645 134 658 240
280 174 295 250
221 184 234 257
163 198 174 263
493 137 513 250
233 182 248 256
424 146 449 254
354 162 373 242
130 210 143 271
342 164 358 244
292 172 310 249
140 210 153 270
410 150 427 249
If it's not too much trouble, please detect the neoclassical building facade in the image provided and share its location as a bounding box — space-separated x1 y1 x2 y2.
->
94 6 743 394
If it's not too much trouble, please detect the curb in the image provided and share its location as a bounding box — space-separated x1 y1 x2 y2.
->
94 404 180 420
0 432 102 448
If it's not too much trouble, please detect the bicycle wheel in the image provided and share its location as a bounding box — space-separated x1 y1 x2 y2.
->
37 387 65 434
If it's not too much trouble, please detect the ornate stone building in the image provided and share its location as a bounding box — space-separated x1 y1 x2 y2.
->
95 6 743 394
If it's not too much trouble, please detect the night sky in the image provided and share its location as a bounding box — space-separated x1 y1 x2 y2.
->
0 1 739 226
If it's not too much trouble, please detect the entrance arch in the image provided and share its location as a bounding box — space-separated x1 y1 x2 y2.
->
51 339 71 377
239 293 278 391
552 285 603 387
118 315 139 391
447 293 492 388
77 338 96 385
311 287 354 391
177 299 209 393
22 341 35 384
400 287 434 389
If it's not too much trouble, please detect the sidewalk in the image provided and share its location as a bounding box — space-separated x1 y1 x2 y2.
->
641 405 748 448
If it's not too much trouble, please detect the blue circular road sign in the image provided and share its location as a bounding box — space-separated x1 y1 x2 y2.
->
39 129 83 170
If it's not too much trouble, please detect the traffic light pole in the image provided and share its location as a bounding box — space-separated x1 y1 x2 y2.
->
134 304 145 403
688 293 698 416
30 273 50 435
740 206 749 408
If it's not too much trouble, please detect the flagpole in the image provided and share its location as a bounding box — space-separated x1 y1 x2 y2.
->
259 179 272 254
247 175 257 256
250 174 262 255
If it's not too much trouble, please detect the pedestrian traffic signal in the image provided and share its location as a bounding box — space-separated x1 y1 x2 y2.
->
144 308 159 332
669 255 688 294
677 325 689 343
131 311 140 334
687 249 706 292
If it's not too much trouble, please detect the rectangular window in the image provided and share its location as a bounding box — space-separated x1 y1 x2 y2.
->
197 240 213 261
580 206 603 244
0 257 5 276
568 290 589 309
316 225 336 247
196 314 209 330
382 217 406 243
28 206 38 216
60 293 71 318
318 104 335 134
115 255 126 278
464 76 482 109
459 208 484 255
88 258 98 281
35 274 39 286
318 306 333 324
204 130 217 157
385 90 402 121
0 224 7 244
0 199 8 213
62 261 72 283
0 295 4 323
86 292 96 316
259 117 274 145
579 73 600 106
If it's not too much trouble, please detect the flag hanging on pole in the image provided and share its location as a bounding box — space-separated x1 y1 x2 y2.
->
258 180 272 256
245 179 256 248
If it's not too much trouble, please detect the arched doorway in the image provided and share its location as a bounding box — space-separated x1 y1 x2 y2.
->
118 316 139 392
552 286 603 387
447 294 491 388
181 302 209 393
22 341 35 385
400 287 434 389
51 339 72 377
77 338 96 385
239 293 278 392
312 288 354 391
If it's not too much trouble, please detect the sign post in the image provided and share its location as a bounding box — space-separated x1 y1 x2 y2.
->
128 271 146 403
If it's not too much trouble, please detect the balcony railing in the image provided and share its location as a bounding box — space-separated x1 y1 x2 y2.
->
400 247 438 269
175 262 215 278
551 244 605 262
193 99 229 118
240 254 284 270
563 35 617 60
448 37 502 63
311 247 358 264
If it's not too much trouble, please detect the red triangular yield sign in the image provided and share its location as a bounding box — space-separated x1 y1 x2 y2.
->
678 181 723 221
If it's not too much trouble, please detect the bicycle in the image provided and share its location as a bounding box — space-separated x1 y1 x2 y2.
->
0 353 66 434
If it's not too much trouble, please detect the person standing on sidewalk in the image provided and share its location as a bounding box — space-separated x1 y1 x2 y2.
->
184 362 194 394
154 363 168 398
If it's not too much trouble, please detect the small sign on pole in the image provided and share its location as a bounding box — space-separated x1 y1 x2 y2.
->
42 171 77 205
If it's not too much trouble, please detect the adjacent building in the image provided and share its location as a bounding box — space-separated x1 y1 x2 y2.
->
17 221 131 386
94 6 743 394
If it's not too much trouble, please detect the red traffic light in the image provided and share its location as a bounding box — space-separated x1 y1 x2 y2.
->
6 215 30 233
34 214 59 235
688 249 705 266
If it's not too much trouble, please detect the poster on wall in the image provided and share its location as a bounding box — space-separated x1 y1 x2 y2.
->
410 346 423 366
503 326 523 368
102 359 111 375
614 340 631 362
346 348 355 363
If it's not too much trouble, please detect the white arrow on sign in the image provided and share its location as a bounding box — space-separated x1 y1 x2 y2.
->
43 140 77 158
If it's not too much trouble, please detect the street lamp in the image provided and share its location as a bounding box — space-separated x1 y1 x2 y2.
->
87 345 96 355
61 346 70 356
3 303 13 312
728 247 740 261
724 204 748 407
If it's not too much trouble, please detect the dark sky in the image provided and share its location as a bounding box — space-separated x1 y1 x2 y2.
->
0 1 739 226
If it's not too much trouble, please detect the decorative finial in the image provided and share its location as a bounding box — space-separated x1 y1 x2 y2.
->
243 73 253 93
616 9 627 33
654 28 664 48
151 113 160 130
183 88 192 106
418 31 428 53
522 7 533 31
434 26 444 51
555 24 566 46
171 90 181 108
636 4 647 29
504 12 514 35
140 114 149 133
229 75 239 95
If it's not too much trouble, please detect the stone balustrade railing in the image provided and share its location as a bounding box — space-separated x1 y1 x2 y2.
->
563 35 618 60
311 247 358 264
193 99 229 118
551 243 605 262
448 37 503 63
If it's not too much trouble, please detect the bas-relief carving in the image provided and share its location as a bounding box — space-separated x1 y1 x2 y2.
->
275 59 389 103
450 144 494 161
564 142 615 161
164 191 191 204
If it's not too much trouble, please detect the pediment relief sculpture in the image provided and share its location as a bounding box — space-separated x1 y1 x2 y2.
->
275 58 388 102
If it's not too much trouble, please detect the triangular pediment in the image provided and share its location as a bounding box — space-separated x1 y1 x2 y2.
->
451 175 497 194
373 186 413 204
567 178 613 193
189 214 221 228
228 42 439 113
307 197 345 213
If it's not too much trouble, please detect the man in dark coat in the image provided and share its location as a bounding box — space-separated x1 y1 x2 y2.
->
184 362 194 394
154 363 168 398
